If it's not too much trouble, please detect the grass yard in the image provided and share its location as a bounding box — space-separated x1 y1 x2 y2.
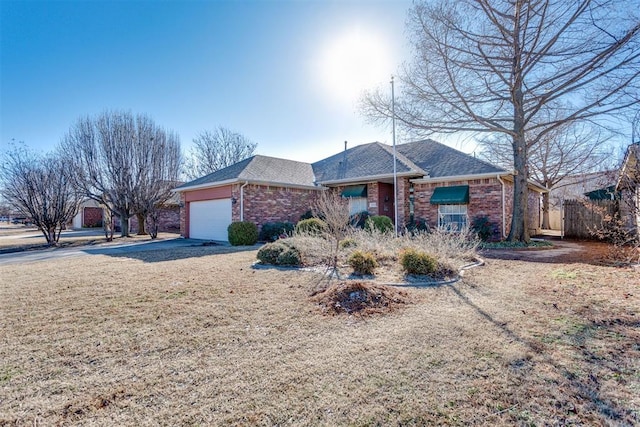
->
0 245 638 425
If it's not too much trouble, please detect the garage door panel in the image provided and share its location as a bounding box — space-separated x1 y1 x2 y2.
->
189 199 232 241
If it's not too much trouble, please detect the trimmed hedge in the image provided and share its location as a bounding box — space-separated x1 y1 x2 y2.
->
295 218 327 235
347 250 378 275
365 215 394 233
471 215 497 241
257 240 302 266
227 221 258 246
259 221 295 242
400 248 438 275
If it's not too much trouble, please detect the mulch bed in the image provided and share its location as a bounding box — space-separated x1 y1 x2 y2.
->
311 281 411 316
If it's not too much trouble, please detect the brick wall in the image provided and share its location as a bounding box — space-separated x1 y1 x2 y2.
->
413 178 505 240
232 184 319 229
83 207 103 227
411 177 542 239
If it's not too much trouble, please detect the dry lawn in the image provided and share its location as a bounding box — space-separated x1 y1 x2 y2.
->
0 244 638 426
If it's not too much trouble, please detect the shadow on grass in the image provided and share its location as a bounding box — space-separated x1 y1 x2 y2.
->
82 241 261 263
449 282 639 425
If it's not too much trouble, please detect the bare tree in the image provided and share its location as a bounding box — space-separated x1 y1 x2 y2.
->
314 190 351 276
479 114 610 229
184 127 257 180
0 143 82 245
62 111 182 238
363 0 640 242
131 117 182 238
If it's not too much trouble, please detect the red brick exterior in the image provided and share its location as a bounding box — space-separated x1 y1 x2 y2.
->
232 183 319 228
83 207 103 227
178 177 542 240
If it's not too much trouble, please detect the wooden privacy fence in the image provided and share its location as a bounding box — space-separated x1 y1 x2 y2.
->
563 199 617 239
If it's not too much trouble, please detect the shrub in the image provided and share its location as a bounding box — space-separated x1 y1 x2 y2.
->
259 221 295 242
257 240 302 266
471 215 496 241
365 215 394 233
406 217 429 234
349 211 370 229
227 221 258 246
339 238 357 249
347 250 378 275
400 248 438 275
295 218 327 235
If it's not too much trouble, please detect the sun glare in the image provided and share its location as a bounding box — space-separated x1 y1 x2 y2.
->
317 27 393 108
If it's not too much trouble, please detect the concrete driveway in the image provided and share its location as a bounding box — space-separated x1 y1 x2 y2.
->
0 237 214 266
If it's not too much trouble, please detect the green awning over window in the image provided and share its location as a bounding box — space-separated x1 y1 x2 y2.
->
341 185 367 198
430 185 469 205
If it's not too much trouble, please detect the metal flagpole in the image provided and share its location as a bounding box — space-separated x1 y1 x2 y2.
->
391 75 398 237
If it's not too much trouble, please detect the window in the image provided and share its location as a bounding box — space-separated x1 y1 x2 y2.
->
438 204 468 231
348 197 368 215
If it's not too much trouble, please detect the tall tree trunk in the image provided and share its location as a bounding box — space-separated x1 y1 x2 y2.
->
136 212 148 235
507 11 530 243
120 215 130 238
508 135 530 242
541 192 551 229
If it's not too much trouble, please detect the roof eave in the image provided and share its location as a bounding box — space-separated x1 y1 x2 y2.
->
173 178 321 192
411 171 548 193
318 171 421 186
411 171 510 184
173 178 240 192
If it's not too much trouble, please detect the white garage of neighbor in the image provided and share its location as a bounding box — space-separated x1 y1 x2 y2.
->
188 198 232 241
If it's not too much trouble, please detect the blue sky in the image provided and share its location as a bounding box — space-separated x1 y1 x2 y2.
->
1 0 413 163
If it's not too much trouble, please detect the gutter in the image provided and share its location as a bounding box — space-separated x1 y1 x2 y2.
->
240 181 249 221
173 178 321 193
410 171 510 184
497 174 507 239
318 172 419 186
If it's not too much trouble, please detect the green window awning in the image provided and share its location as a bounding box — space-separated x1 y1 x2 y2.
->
341 185 367 198
430 185 469 205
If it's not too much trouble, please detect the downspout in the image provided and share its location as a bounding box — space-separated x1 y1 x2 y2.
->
497 174 506 239
240 181 249 222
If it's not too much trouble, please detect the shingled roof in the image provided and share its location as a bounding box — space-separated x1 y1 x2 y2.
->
312 142 426 183
176 139 508 191
396 139 506 178
176 155 317 190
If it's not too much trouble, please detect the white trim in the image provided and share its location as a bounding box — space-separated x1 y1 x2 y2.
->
411 171 511 183
411 172 548 194
173 178 238 193
240 181 249 221
174 178 320 193
318 172 417 186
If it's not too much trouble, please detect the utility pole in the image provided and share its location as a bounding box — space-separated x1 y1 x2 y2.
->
391 75 398 237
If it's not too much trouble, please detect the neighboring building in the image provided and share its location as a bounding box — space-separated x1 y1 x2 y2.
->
616 142 640 237
70 199 103 229
174 139 546 241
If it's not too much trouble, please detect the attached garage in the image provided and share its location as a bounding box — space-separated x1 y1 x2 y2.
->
188 198 232 241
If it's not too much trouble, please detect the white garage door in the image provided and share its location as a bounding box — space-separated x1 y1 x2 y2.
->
189 199 232 241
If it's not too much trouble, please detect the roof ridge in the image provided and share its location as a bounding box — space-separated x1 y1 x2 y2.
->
375 142 427 175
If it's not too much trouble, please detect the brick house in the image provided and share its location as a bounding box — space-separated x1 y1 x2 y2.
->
174 139 545 241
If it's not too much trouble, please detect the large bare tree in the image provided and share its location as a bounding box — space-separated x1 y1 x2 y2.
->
184 127 257 180
131 117 182 238
0 144 82 245
363 0 640 242
62 111 182 238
